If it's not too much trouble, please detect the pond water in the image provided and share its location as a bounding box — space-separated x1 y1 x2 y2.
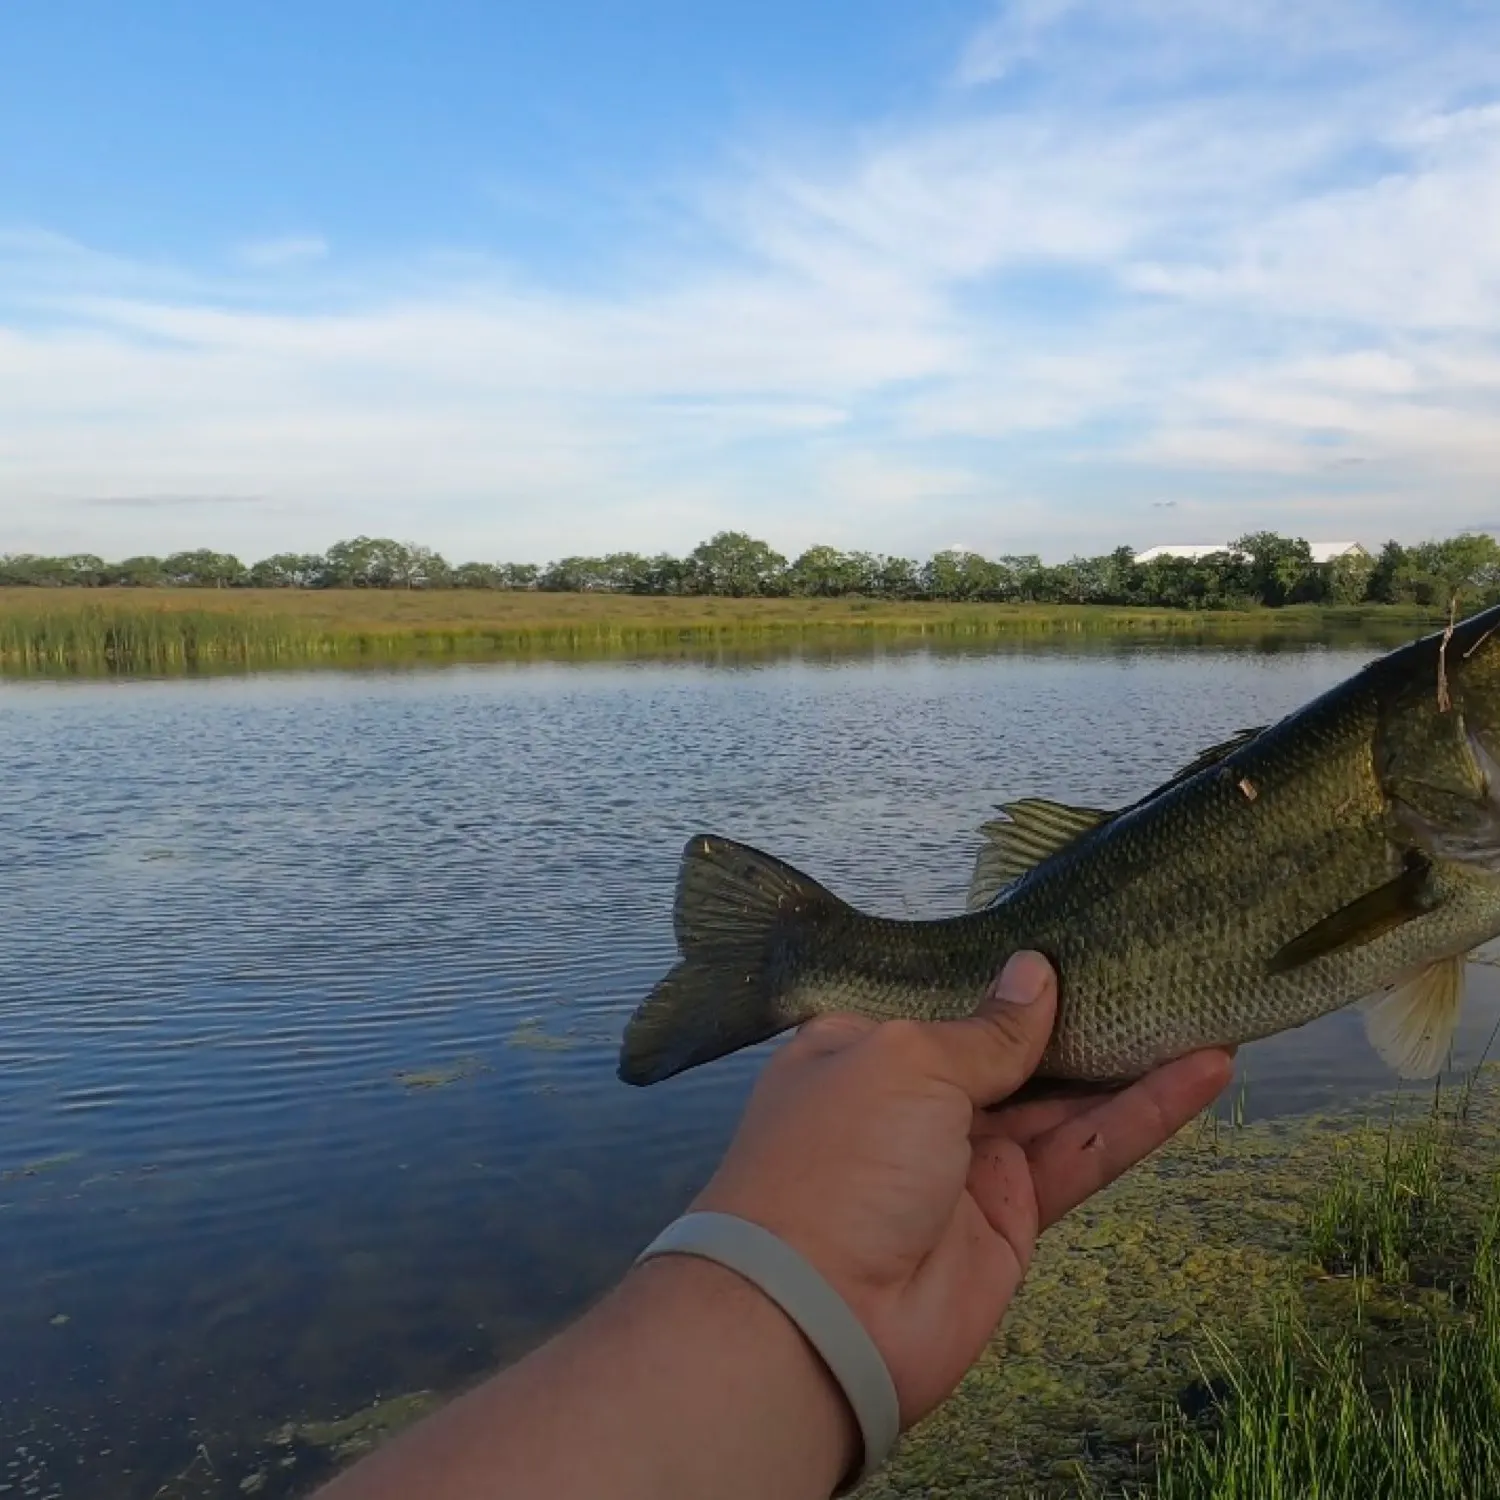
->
5 635 1500 1498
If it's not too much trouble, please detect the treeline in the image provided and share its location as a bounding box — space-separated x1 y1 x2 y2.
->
2 529 1498 609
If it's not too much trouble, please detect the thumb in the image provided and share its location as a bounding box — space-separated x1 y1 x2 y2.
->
924 950 1058 1107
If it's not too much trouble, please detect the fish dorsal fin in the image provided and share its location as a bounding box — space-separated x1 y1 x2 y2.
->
1266 853 1439 974
1362 956 1464 1079
966 798 1113 911
1163 726 1267 789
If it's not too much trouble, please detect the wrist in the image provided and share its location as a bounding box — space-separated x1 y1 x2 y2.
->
626 1248 861 1486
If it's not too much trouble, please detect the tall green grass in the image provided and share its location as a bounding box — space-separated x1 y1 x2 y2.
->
1137 1084 1500 1499
0 594 1445 675
1144 1201 1500 1499
1307 1104 1459 1282
0 606 321 672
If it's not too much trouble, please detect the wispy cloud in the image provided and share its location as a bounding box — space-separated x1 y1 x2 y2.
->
236 235 329 269
79 494 266 509
5 2 1500 563
955 0 1079 86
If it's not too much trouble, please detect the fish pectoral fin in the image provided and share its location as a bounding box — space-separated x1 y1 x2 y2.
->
1266 853 1438 974
1362 956 1465 1079
967 798 1114 910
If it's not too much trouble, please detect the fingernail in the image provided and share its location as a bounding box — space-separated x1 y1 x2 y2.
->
987 950 1052 1006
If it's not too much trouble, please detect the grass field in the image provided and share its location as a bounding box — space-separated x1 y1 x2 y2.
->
0 588 1448 674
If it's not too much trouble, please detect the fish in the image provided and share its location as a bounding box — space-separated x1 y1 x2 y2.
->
618 603 1500 1089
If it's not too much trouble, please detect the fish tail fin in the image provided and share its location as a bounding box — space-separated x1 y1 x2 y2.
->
618 835 849 1086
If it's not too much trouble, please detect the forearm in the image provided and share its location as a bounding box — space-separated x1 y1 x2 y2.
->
316 1253 859 1500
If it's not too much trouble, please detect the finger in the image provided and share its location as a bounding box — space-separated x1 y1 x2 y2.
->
965 1139 1039 1273
786 1012 877 1061
1026 1048 1233 1230
917 951 1058 1107
974 1090 1110 1148
989 1074 1127 1110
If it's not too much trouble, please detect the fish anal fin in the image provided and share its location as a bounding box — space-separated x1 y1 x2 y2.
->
1363 956 1465 1079
1267 854 1438 974
966 798 1113 911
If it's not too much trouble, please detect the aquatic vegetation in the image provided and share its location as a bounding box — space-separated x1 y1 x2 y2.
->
505 1019 578 1051
0 587 1442 676
0 1151 81 1182
268 1388 442 1462
393 1056 488 1090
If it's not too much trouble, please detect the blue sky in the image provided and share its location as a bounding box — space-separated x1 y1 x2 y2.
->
4 0 1500 565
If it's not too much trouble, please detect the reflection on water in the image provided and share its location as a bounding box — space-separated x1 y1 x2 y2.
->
3 632 1496 1497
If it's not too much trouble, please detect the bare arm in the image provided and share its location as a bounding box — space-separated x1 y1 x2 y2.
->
316 1251 855 1500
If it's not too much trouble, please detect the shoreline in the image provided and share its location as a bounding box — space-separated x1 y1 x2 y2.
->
0 589 1447 675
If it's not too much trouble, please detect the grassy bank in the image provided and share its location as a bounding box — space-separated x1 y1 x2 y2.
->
0 588 1448 674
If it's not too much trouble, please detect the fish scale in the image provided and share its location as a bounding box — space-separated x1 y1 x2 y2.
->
619 604 1500 1087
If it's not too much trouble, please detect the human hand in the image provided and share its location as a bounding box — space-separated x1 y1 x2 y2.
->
690 952 1233 1427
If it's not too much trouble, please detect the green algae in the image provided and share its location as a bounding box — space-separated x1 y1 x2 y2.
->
505 1019 578 1052
392 1056 487 1090
0 1150 82 1182
268 1389 442 1462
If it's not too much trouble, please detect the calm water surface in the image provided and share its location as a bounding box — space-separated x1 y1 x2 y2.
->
5 636 1499 1498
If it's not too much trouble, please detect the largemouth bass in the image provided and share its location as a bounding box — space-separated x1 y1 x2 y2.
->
619 604 1500 1088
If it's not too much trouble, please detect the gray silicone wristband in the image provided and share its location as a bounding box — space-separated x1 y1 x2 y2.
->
634 1211 901 1492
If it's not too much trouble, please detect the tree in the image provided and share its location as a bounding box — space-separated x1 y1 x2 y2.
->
787 546 864 597
600 552 657 594
872 555 921 598
451 562 504 589
1364 541 1407 604
643 553 688 595
1404 533 1500 611
539 556 613 592
399 544 450 589
110 555 167 587
684 532 788 596
499 563 540 590
1101 547 1140 604
0 553 68 586
248 553 324 588
998 555 1047 603
921 550 1002 601
162 549 245 587
1051 556 1108 604
1325 550 1374 605
1231 533 1316 606
317 537 437 588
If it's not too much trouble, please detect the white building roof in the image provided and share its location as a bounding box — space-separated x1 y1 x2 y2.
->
1133 542 1367 565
